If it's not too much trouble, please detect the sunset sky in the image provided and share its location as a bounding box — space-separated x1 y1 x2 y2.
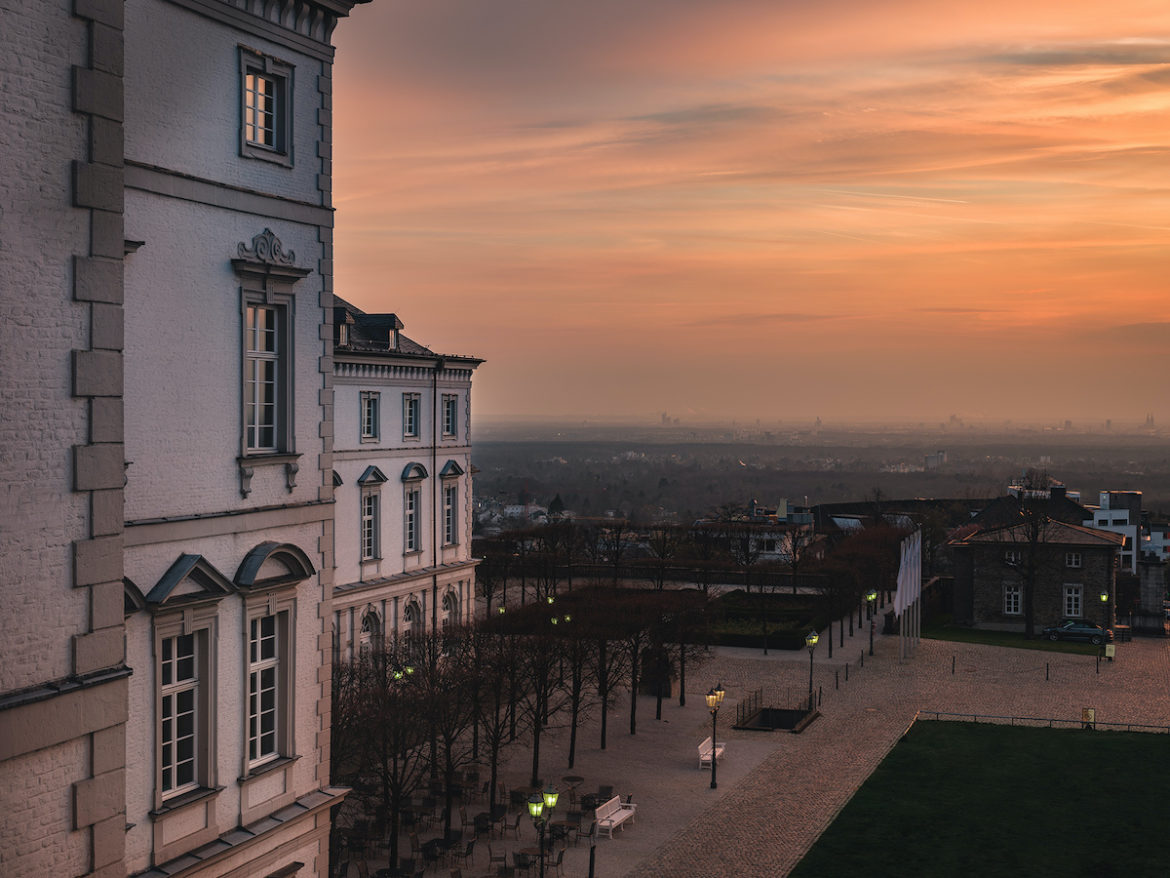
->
331 1 1170 426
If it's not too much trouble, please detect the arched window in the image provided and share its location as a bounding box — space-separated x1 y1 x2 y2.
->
441 590 459 628
402 600 421 636
360 609 382 657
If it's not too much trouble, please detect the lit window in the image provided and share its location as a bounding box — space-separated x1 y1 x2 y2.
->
442 393 458 437
248 615 279 765
1003 585 1021 615
403 393 421 439
443 483 458 545
240 49 291 165
1063 584 1082 618
160 634 199 796
361 391 380 441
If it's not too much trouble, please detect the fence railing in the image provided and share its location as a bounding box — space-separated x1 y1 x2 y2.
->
915 710 1170 734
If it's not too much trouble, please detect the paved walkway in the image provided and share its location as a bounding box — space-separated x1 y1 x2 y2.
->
485 622 1170 878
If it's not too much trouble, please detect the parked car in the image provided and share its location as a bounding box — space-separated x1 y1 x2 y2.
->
1041 620 1113 645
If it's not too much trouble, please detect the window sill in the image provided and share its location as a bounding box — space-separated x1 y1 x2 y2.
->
150 785 223 819
239 452 301 467
403 550 423 558
360 436 380 444
360 556 382 565
239 754 299 784
242 143 293 168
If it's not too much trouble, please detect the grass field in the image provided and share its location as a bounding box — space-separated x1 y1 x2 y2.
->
923 616 1100 655
789 721 1166 877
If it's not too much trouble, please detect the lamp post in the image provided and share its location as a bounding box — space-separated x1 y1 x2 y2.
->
528 785 559 878
1100 589 1109 628
805 630 819 711
866 589 877 656
705 682 725 789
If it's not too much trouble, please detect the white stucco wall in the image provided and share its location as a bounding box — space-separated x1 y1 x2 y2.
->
124 0 326 204
122 191 325 520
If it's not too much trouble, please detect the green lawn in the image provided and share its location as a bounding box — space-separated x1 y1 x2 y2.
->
790 722 1166 877
922 616 1099 655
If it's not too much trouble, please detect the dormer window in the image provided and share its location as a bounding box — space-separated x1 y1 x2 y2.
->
338 323 348 347
388 328 398 351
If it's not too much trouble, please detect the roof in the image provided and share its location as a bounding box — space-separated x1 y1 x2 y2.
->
949 519 1126 549
332 295 482 365
973 494 1089 528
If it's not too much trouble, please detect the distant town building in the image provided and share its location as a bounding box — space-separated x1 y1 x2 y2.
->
1085 491 1142 574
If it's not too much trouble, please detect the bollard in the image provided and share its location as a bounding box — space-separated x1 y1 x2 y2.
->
818 685 823 706
845 663 849 682
861 651 864 668
1046 662 1049 681
835 670 839 690
1096 653 1100 674
952 656 955 675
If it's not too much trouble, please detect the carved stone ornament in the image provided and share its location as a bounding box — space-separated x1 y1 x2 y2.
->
238 228 296 265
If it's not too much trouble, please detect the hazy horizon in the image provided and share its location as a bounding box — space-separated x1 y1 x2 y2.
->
332 2 1170 424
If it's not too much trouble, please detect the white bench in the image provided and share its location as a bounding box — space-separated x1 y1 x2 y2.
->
595 795 636 838
698 735 725 769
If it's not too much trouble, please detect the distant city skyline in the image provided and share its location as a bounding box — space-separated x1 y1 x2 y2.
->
331 1 1170 424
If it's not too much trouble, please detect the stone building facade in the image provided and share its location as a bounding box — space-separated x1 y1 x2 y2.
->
330 297 482 660
0 1 372 876
950 520 1124 633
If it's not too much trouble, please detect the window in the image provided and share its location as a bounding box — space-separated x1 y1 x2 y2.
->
245 304 280 452
1066 552 1082 569
1063 584 1082 618
443 483 458 545
248 615 279 766
403 600 420 635
361 391 380 441
441 591 458 628
240 49 292 166
403 393 421 439
1004 550 1021 565
442 393 458 437
243 598 295 773
160 634 199 796
1003 585 1021 615
361 491 379 560
405 487 421 553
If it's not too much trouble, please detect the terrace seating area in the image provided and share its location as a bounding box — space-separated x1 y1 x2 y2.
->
333 770 637 878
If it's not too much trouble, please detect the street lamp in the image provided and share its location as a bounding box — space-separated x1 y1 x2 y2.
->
528 785 559 878
805 630 819 712
705 682 725 790
866 589 878 656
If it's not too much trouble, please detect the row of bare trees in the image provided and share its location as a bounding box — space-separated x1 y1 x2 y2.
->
331 588 712 868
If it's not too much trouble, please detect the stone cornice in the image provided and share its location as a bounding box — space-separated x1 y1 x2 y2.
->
164 0 370 60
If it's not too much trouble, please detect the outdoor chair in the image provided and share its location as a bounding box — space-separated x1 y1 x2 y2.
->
512 852 534 878
550 848 565 877
451 839 475 869
507 813 522 840
487 843 507 870
459 806 474 834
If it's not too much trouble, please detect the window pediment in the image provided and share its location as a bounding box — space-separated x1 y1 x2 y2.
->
439 460 464 479
235 541 316 590
357 465 388 486
146 555 235 607
401 462 428 481
232 229 311 286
